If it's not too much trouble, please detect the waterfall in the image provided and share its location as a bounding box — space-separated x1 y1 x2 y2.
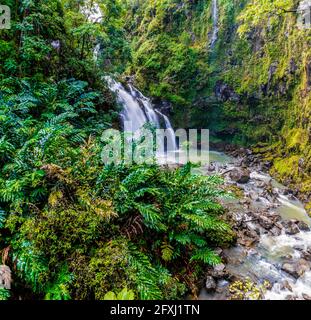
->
105 77 177 152
210 0 219 48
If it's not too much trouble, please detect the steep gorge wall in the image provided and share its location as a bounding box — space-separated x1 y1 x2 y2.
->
125 0 311 208
212 0 311 208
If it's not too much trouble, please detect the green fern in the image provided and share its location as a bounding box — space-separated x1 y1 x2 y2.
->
44 266 72 301
190 248 221 266
0 288 10 301
0 209 7 229
104 288 135 300
13 241 49 294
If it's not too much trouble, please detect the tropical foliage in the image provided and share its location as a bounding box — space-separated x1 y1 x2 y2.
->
0 0 235 300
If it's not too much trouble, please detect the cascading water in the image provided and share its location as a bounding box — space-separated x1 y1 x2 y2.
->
210 0 219 48
198 165 311 301
105 77 177 152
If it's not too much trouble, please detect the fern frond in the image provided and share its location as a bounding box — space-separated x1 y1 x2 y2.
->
190 248 221 266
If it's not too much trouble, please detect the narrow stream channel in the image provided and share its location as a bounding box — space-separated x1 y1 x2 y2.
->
198 151 311 300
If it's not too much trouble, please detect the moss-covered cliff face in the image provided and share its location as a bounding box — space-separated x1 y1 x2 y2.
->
125 0 310 209
211 0 311 208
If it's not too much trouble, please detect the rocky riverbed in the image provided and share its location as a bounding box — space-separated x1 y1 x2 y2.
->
199 148 311 300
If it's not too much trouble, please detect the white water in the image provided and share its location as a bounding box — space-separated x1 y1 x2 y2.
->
210 0 219 48
199 165 311 301
105 77 177 152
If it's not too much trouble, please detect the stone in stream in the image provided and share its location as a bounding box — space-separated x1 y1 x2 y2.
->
281 280 293 292
297 221 310 231
229 168 251 184
205 276 217 292
269 226 282 236
211 263 226 278
302 249 311 261
302 293 311 300
281 259 310 279
258 215 274 230
283 220 300 235
296 259 310 277
281 263 298 278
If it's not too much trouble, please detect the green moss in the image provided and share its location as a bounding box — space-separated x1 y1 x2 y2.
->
273 155 300 177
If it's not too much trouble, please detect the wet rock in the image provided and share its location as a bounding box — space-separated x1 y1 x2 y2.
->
302 249 311 261
281 280 293 292
297 221 310 232
282 260 310 278
211 263 226 278
274 222 284 230
296 259 310 277
208 164 216 172
237 235 257 247
302 293 311 300
229 168 250 184
205 276 217 292
284 221 300 235
258 216 274 230
269 226 282 236
281 263 298 278
214 248 223 256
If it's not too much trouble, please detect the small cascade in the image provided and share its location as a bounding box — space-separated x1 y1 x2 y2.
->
155 110 177 151
210 0 219 48
105 77 177 152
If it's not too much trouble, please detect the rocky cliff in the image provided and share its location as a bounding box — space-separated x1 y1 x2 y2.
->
125 0 311 210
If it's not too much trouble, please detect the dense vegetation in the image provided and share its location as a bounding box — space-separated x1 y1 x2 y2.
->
1 0 310 301
0 0 234 300
124 0 310 213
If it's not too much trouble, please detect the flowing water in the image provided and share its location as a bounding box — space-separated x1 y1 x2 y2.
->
105 77 177 152
198 159 311 300
210 0 219 48
105 77 311 300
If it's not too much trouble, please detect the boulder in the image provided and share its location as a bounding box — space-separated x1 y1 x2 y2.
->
302 249 311 261
281 263 298 278
284 221 300 235
205 276 217 292
258 216 274 230
229 168 251 184
281 260 310 278
297 221 310 232
296 259 310 277
211 263 226 278
237 236 257 247
269 226 282 236
281 280 293 292
302 293 311 300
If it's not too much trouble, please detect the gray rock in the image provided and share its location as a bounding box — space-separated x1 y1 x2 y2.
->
282 260 310 278
211 263 226 278
284 221 300 235
229 168 251 184
302 293 311 300
270 226 282 236
258 216 274 230
302 249 311 261
297 221 310 231
296 259 310 277
205 276 217 292
281 263 298 278
281 280 293 292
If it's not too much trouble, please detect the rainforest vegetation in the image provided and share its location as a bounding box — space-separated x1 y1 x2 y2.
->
0 0 310 300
